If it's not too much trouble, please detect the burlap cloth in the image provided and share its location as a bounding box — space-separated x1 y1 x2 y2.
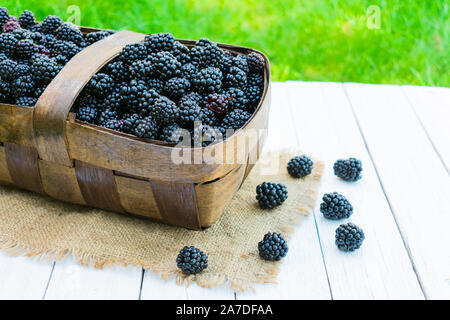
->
0 150 323 291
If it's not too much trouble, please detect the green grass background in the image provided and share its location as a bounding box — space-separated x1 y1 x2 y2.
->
5 0 449 86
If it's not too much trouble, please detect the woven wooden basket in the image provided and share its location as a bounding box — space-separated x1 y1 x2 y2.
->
0 29 271 230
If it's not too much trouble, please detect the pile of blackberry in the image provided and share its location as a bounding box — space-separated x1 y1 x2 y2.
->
0 7 114 107
71 33 266 146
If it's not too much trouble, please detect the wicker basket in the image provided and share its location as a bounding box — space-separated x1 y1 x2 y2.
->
0 29 271 230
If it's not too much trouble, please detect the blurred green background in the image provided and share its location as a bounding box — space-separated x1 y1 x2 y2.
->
5 0 449 86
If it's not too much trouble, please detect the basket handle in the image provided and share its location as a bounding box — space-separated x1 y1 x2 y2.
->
33 30 146 167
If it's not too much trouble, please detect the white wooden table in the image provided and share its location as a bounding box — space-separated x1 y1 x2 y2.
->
0 82 449 300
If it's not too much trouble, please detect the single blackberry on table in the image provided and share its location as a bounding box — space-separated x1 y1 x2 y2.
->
0 7 8 27
256 182 288 209
0 59 18 81
247 73 264 88
232 54 249 74
200 42 224 68
192 67 223 94
98 108 119 126
85 31 113 46
205 93 229 116
52 40 81 59
226 87 247 110
333 158 363 182
320 192 353 220
119 43 147 65
179 97 202 126
86 73 114 98
3 20 20 33
31 55 61 84
122 113 140 134
130 60 154 81
42 15 63 34
335 223 365 252
170 41 191 64
15 96 37 107
176 246 208 275
15 39 34 59
245 85 263 110
76 106 98 124
247 52 265 72
150 96 180 125
159 123 186 143
134 116 160 139
19 10 36 29
0 33 17 57
164 77 190 99
150 51 181 80
181 63 198 81
258 232 288 261
145 33 175 53
121 79 149 113
55 23 85 47
147 78 164 94
11 75 35 97
102 60 129 82
137 88 160 116
221 108 251 130
287 155 314 178
225 66 247 89
103 119 123 132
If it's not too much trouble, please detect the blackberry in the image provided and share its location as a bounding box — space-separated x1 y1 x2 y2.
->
147 78 164 93
335 223 365 252
221 108 251 130
200 43 224 68
42 15 63 34
193 124 223 147
170 41 191 64
225 66 247 89
196 38 214 48
15 63 31 77
102 60 129 82
320 192 353 220
0 53 7 61
103 119 123 132
31 56 61 84
15 39 34 59
19 10 36 29
3 20 20 33
29 23 43 33
98 108 119 126
179 98 202 126
137 89 160 116
247 52 265 72
11 75 35 97
87 73 114 98
85 31 112 46
220 50 233 73
181 63 198 81
164 77 190 99
130 60 154 81
122 113 140 134
192 67 222 94
287 155 314 178
33 84 46 98
258 232 288 261
74 94 102 111
160 123 186 143
52 40 81 59
245 85 263 109
150 51 181 80
226 88 247 110
0 79 11 101
256 182 288 209
76 106 98 123
247 73 264 88
11 29 32 41
150 96 179 125
53 54 68 66
179 92 203 106
103 85 124 110
176 246 208 275
0 7 8 27
120 43 147 65
0 33 17 57
333 158 363 182
15 96 37 107
206 93 229 116
0 59 18 81
29 31 46 45
200 107 219 127
43 34 57 49
189 46 203 66
134 116 159 139
121 79 149 113
232 54 249 73
144 33 175 53
55 23 85 47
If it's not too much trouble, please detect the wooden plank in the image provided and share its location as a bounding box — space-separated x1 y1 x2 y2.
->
344 83 450 299
286 81 424 299
0 253 53 299
44 258 142 300
238 82 331 299
401 85 450 172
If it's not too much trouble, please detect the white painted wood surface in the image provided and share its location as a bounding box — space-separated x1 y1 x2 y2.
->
0 82 448 299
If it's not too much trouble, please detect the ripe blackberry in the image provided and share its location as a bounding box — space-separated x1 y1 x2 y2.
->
220 50 233 73
19 10 36 29
200 107 219 127
76 106 98 124
31 55 61 84
333 158 363 182
226 87 247 110
196 38 214 48
225 66 247 89
206 93 229 116
248 73 264 88
121 79 149 113
256 182 288 209
134 116 159 139
43 34 57 49
0 59 18 81
0 33 17 57
29 23 43 33
164 77 190 99
150 51 181 80
85 31 113 46
87 73 114 98
52 40 81 59
287 155 314 178
120 43 147 65
200 43 224 68
181 63 198 81
137 89 160 116
189 46 203 66
160 123 185 143
258 232 288 261
53 54 68 66
15 96 37 107
192 67 222 94
3 20 20 33
15 63 31 77
29 31 46 45
144 33 175 53
122 113 140 134
150 96 179 125
245 85 263 109
221 108 251 130
335 223 365 252
33 84 46 98
130 60 154 81
99 108 119 126
11 75 35 97
103 119 123 132
0 7 8 27
320 192 353 220
15 39 34 59
247 52 265 72
0 79 11 101
232 54 249 73
42 15 63 34
176 246 208 275
103 85 124 110
180 92 203 106
55 23 85 47
179 98 202 126
102 60 129 82
170 41 191 64
147 78 164 94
